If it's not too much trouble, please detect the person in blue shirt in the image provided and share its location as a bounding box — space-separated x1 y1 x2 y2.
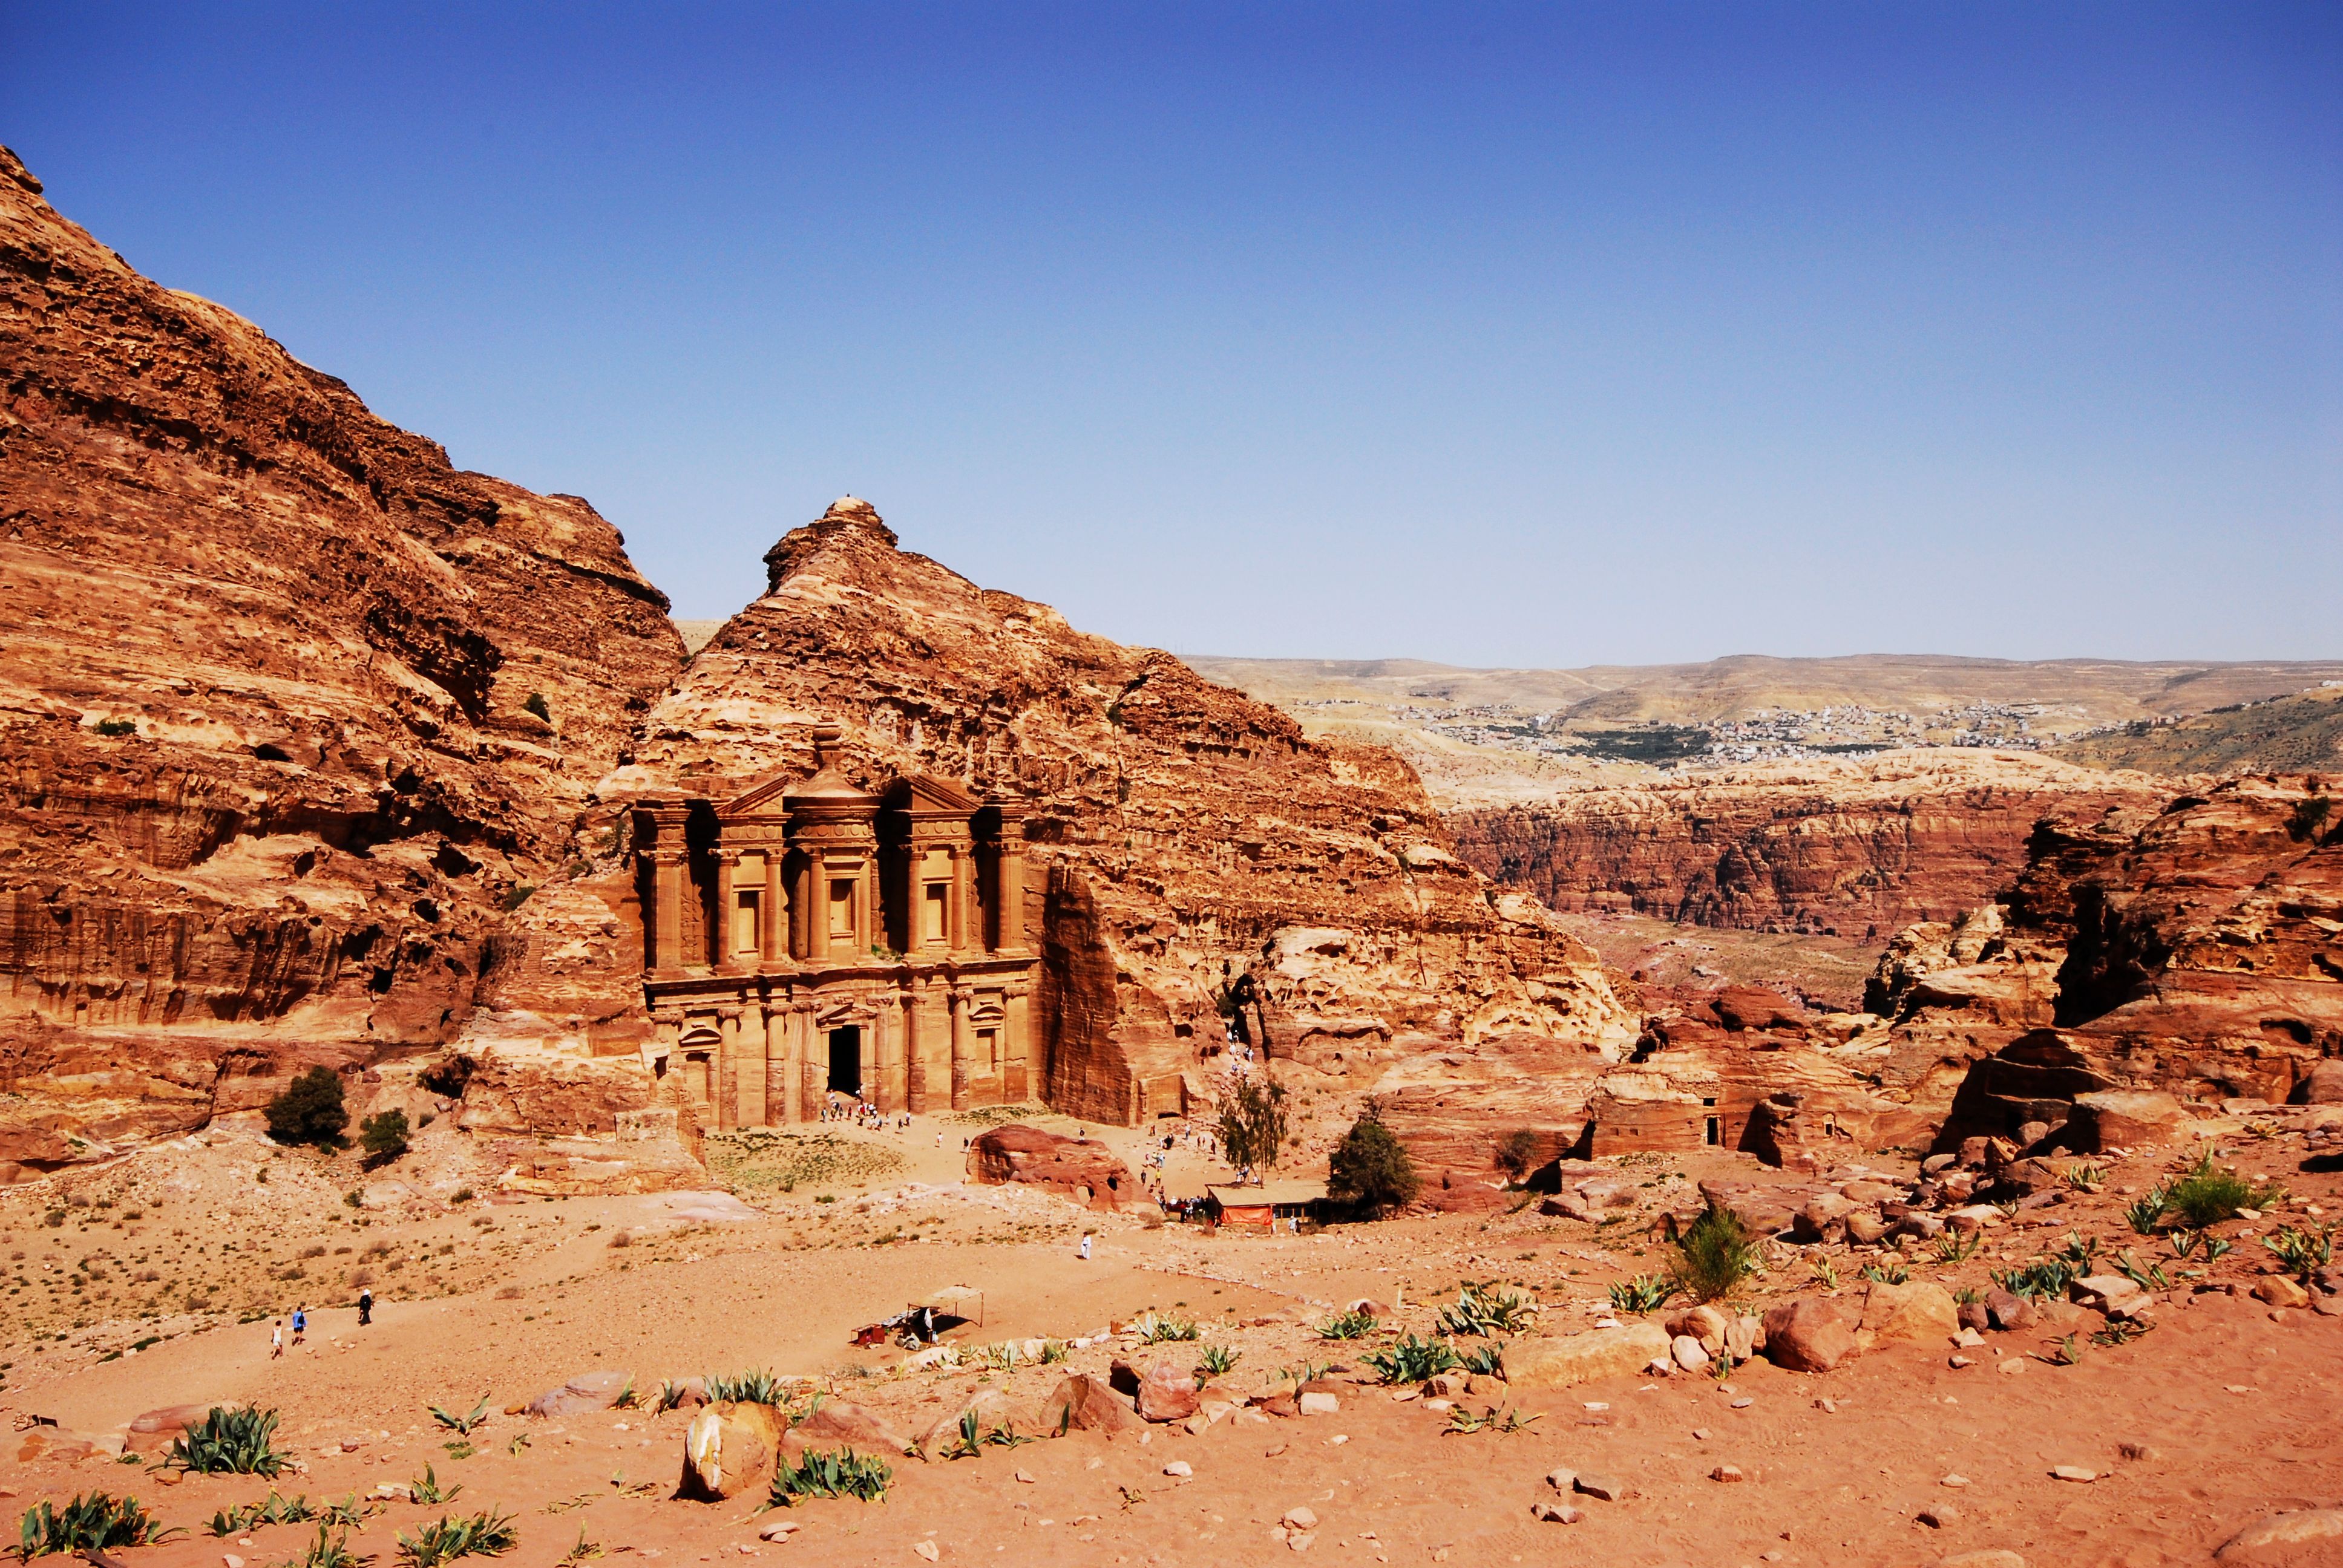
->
291 1305 307 1347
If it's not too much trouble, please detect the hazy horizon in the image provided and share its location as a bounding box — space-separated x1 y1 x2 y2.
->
7 3 2336 666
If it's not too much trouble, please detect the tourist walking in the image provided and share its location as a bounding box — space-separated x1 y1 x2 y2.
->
1078 1232 1092 1262
357 1287 373 1327
291 1304 307 1347
269 1319 283 1359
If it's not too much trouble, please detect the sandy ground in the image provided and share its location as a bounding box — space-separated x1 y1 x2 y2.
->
5 1115 2341 1567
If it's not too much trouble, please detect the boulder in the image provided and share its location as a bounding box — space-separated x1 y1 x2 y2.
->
967 1125 1139 1211
2069 1275 2153 1321
683 1400 784 1500
1858 1281 1960 1346
1038 1374 1144 1435
1761 1298 1860 1373
526 1370 635 1418
1506 1322 1673 1390
917 1390 1027 1457
1794 1192 1855 1244
1132 1361 1201 1423
2068 1090 2187 1152
1844 1209 1891 1246
1984 1289 2037 1332
2252 1275 2310 1309
785 1400 914 1458
2301 1062 2343 1105
2217 1508 2343 1560
126 1403 216 1449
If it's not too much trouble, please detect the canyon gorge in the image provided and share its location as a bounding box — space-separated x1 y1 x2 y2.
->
3 139 2338 1210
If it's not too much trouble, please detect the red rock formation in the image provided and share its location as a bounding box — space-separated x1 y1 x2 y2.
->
600 498 1633 1125
0 146 687 1176
1447 753 2168 939
966 1123 1138 1210
1869 774 2343 1146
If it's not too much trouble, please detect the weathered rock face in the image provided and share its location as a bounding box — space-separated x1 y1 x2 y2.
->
1869 775 2343 1146
966 1124 1138 1210
0 146 686 1173
1448 753 2168 940
602 498 1634 1125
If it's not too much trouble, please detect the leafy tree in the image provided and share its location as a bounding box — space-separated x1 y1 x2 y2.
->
266 1067 349 1149
1493 1128 1541 1183
1328 1101 1419 1215
1215 1076 1288 1180
359 1109 411 1168
1671 1201 1760 1302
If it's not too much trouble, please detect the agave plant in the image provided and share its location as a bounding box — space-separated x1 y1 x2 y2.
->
1196 1343 1240 1378
284 1521 369 1568
396 1509 518 1566
1607 1275 1676 1313
17 1492 182 1555
1363 1333 1460 1385
408 1464 463 1506
1315 1310 1377 1341
768 1446 891 1505
1131 1313 1200 1344
2263 1224 2335 1282
1458 1342 1503 1377
1437 1284 1536 1336
428 1396 491 1435
168 1405 288 1477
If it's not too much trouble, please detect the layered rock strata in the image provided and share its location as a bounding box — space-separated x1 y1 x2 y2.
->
589 498 1635 1125
1860 774 2343 1147
0 146 687 1177
1447 753 2168 939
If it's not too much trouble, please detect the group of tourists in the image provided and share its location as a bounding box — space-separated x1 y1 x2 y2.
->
820 1095 910 1131
269 1287 372 1357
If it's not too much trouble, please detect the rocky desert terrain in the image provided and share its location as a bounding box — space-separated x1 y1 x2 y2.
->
4 140 2342 1568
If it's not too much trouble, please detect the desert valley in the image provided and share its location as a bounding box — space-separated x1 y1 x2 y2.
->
3 131 2342 1568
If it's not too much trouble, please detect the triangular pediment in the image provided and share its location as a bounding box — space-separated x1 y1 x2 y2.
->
718 771 795 817
883 773 983 814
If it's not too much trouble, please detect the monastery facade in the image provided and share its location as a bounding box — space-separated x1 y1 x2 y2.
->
632 724 1039 1128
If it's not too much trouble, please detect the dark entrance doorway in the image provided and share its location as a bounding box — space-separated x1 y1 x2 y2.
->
828 1026 862 1096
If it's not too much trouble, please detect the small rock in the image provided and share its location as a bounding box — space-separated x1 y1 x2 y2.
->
1671 1335 1710 1372
2050 1465 2097 1483
1941 1474 1971 1488
1815 1398 1837 1414
1939 1553 2027 1568
758 1521 800 1542
2253 1275 2310 1308
913 1543 940 1563
1544 1468 1576 1493
2217 1509 2343 1558
1530 1501 1581 1524
224 1558 245 1568
1948 1355 1974 1369
1919 1504 1961 1529
1710 1465 1745 1483
1691 1428 1712 1441
1573 1473 1627 1502
1298 1391 1340 1416
1951 1328 1986 1348
1283 1507 1319 1532
1288 1532 1317 1552
1731 1397 1754 1409
1163 1460 1193 1477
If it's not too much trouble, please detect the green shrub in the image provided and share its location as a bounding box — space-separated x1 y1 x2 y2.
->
396 1509 517 1565
2263 1224 2335 1282
168 1405 287 1476
2125 1189 2168 1235
1196 1343 1240 1377
286 1522 366 1568
1326 1102 1418 1214
1216 1077 1289 1177
361 1109 411 1168
428 1396 488 1434
408 1463 462 1505
94 718 137 737
1315 1310 1377 1341
522 693 552 724
2164 1153 2278 1229
768 1447 891 1506
1459 1342 1503 1376
208 1490 316 1534
1671 1203 1761 1302
1363 1333 1460 1385
17 1492 179 1554
266 1067 349 1149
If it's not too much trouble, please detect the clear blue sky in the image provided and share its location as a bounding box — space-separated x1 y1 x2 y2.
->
6 3 2336 665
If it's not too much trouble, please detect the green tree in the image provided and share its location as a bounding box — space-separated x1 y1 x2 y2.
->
266 1067 349 1148
1215 1076 1288 1181
1493 1128 1541 1184
359 1109 410 1168
1328 1102 1419 1215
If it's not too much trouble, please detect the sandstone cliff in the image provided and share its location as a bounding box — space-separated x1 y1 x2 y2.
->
592 499 1634 1125
0 146 686 1177
1860 775 2343 1143
1447 752 2169 939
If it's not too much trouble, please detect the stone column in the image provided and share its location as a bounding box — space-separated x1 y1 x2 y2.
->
1005 984 1032 1102
946 844 969 955
715 1006 742 1131
652 848 686 977
762 1004 787 1127
995 840 1026 953
798 1004 824 1121
873 991 904 1112
714 849 742 973
906 978 930 1114
762 849 785 967
860 1013 877 1103
948 988 971 1111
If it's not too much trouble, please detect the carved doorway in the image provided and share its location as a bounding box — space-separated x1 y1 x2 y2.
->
828 1025 862 1096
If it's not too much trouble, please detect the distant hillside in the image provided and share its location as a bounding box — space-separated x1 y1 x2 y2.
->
2053 687 2343 776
